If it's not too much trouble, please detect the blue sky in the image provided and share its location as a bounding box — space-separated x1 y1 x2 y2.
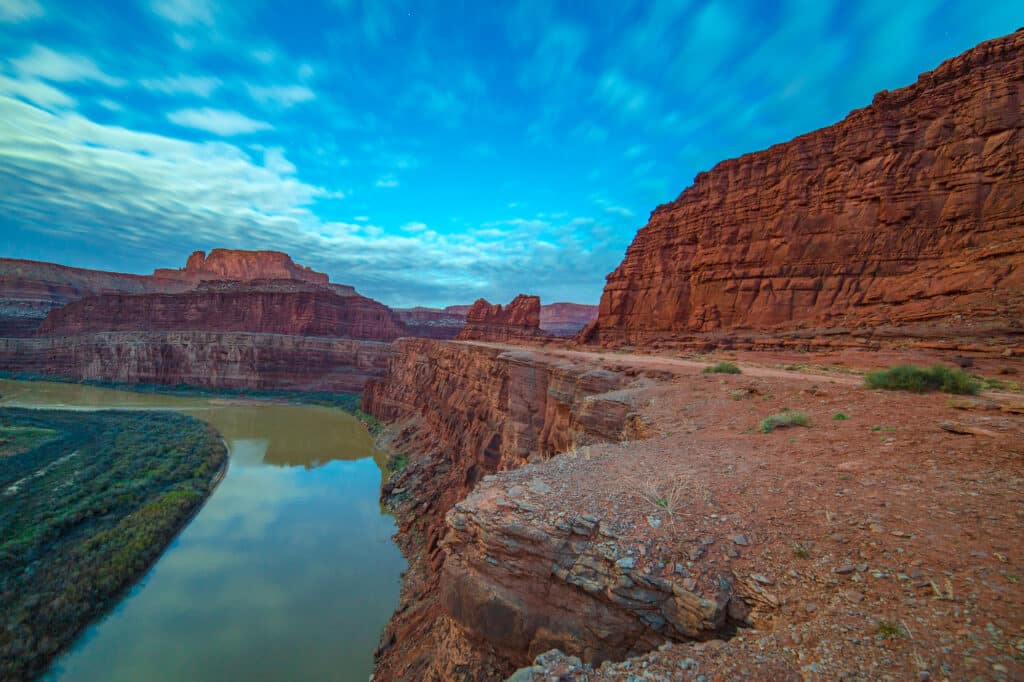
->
0 1 1019 307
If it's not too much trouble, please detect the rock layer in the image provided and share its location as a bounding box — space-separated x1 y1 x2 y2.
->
589 30 1024 346
540 303 599 337
0 332 391 391
37 280 407 341
0 259 187 336
457 295 548 343
393 307 466 339
362 339 655 679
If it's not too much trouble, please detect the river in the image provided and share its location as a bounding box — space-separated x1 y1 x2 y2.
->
0 379 404 682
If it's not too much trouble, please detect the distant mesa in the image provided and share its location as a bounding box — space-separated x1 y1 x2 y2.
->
153 249 330 286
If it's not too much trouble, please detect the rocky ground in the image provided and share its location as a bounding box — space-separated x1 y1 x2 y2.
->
380 342 1023 681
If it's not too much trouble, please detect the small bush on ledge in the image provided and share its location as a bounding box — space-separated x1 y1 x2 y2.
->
703 361 741 375
864 365 980 395
759 411 809 433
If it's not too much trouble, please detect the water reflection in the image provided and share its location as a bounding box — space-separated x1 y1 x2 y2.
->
0 380 403 682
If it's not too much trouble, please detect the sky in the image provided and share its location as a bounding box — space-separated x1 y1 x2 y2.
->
0 1 1020 307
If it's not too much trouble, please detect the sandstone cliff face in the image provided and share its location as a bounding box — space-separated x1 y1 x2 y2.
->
0 332 390 391
37 281 407 341
456 295 548 343
362 339 653 679
540 303 599 337
590 30 1024 346
0 259 187 336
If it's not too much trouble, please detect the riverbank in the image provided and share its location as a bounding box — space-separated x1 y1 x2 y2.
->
0 408 228 681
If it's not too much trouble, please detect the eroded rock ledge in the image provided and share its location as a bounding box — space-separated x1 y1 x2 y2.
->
362 339 740 680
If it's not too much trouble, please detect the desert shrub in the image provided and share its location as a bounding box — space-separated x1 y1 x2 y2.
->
759 411 810 433
864 365 980 395
703 361 741 375
832 412 849 420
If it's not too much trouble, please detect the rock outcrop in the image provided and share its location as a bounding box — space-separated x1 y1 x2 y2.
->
152 248 330 285
37 280 407 341
456 295 548 343
0 332 391 391
540 303 599 337
362 339 654 679
588 29 1024 347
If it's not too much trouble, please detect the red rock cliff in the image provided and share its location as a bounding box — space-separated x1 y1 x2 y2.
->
456 295 548 343
0 259 187 336
0 332 390 392
362 339 647 679
36 280 407 341
589 30 1024 346
153 248 329 285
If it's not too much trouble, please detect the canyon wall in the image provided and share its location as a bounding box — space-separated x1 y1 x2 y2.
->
393 307 465 339
37 281 407 341
0 259 187 336
362 339 664 679
588 29 1024 346
540 303 599 337
456 295 549 343
0 332 391 392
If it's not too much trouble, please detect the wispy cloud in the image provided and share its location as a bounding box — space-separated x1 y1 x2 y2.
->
0 0 43 23
140 75 222 97
0 74 75 108
167 107 273 135
11 46 123 86
374 174 398 188
246 84 315 108
151 0 216 26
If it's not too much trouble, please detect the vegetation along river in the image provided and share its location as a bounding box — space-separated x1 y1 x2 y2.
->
0 379 404 682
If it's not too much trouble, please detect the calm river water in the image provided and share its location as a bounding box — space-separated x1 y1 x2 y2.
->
0 379 404 682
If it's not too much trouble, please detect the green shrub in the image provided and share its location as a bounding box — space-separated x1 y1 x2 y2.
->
864 365 980 395
759 411 810 433
703 361 741 375
832 412 849 420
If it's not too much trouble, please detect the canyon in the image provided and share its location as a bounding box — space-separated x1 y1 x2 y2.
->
1 27 1022 682
356 30 1024 681
585 28 1024 349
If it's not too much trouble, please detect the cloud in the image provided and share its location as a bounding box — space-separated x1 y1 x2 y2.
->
374 174 398 188
595 70 650 116
0 0 43 22
399 221 426 233
604 205 634 218
11 46 123 86
140 75 221 97
167 107 272 135
0 74 75 108
246 84 315 108
151 0 215 26
262 147 296 175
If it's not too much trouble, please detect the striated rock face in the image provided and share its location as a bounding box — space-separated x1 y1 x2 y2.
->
0 332 391 391
590 30 1024 346
540 303 599 337
153 248 329 285
457 295 548 343
393 307 466 340
37 280 407 341
0 259 187 336
362 339 650 680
